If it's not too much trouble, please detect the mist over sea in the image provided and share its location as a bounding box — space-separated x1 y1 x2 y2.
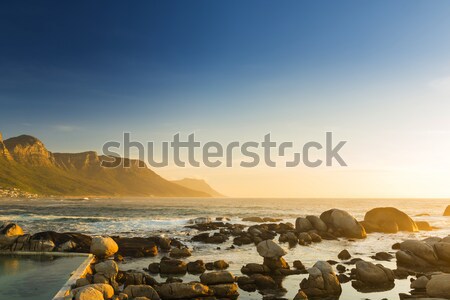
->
1 198 449 299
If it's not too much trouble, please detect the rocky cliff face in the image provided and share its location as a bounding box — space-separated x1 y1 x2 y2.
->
0 133 210 197
4 135 54 166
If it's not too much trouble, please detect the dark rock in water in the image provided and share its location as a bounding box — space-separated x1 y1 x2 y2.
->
293 290 308 300
122 271 157 287
213 259 229 270
233 236 253 246
415 221 432 231
263 257 289 271
295 218 313 233
257 240 286 258
327 260 338 265
297 232 312 245
394 239 450 272
444 205 450 216
169 247 191 258
241 263 271 275
410 275 429 290
148 262 160 274
393 269 410 279
306 215 328 232
159 257 187 274
242 216 265 222
309 232 322 243
363 207 418 233
113 237 157 258
209 283 239 298
300 261 342 298
338 249 351 260
237 276 257 292
426 274 450 298
372 251 394 261
159 237 171 251
293 260 305 271
352 261 395 292
205 262 214 270
320 209 366 239
165 276 183 283
187 260 206 274
336 264 346 273
10 231 92 253
392 242 401 250
250 274 278 290
200 271 236 285
337 273 351 283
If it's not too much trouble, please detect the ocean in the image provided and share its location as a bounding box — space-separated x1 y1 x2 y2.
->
1 197 449 299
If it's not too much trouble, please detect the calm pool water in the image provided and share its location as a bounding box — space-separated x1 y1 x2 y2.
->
0 254 87 300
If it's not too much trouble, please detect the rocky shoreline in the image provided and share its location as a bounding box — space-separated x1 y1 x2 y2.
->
1 206 450 300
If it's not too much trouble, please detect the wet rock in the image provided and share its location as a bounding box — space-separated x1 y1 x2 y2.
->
293 260 305 271
306 215 328 232
320 209 366 239
297 232 312 245
165 276 183 283
396 239 442 271
192 232 229 244
90 236 118 258
293 290 308 300
338 249 351 260
352 261 395 292
263 257 289 271
393 269 410 279
187 260 206 274
363 207 418 233
309 232 322 243
114 237 158 258
444 205 450 216
411 275 429 289
159 237 171 251
213 260 229 270
295 218 313 233
76 278 91 288
0 223 24 236
278 231 298 247
169 247 191 258
336 264 346 273
122 271 157 287
416 221 432 231
372 251 394 261
337 273 351 283
148 262 160 274
300 261 342 298
122 285 160 300
242 217 265 222
434 242 450 263
236 276 256 292
200 271 236 285
159 258 187 274
426 274 450 299
156 282 212 299
209 283 239 298
250 273 278 290
257 240 286 258
241 263 271 275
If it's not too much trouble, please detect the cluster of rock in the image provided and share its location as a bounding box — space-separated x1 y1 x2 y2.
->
147 257 229 275
408 273 450 299
395 236 450 273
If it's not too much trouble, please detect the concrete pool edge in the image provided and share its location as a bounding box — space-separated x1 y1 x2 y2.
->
0 251 94 300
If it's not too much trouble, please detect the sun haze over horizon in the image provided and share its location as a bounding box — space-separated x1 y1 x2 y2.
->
1 1 450 198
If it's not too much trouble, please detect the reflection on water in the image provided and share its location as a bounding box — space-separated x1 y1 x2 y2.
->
0 255 86 300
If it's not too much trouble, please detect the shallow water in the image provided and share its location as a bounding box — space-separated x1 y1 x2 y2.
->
1 197 449 299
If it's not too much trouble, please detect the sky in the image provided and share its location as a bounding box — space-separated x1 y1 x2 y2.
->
1 1 450 197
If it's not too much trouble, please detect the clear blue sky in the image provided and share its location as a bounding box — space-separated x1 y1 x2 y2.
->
1 1 450 197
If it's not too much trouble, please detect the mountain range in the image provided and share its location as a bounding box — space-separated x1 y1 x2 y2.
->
0 132 222 197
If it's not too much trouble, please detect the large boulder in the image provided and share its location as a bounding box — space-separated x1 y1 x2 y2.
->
320 209 366 239
295 218 313 233
306 215 328 232
90 237 118 258
363 207 418 233
352 261 394 292
209 283 239 298
123 285 160 300
72 284 114 299
94 260 118 280
200 271 235 285
434 242 450 263
400 240 439 264
160 258 187 274
444 205 450 216
0 223 24 236
256 240 286 258
74 287 104 300
156 282 212 299
300 261 342 298
426 274 450 299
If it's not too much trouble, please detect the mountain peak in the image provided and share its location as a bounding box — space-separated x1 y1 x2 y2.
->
3 134 54 166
